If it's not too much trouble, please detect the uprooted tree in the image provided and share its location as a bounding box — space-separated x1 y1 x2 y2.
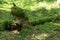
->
5 3 28 31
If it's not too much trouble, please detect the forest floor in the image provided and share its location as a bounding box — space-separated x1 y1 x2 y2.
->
0 21 60 40
0 1 60 40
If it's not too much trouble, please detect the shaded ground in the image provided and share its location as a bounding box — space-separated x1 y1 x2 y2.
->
0 22 60 40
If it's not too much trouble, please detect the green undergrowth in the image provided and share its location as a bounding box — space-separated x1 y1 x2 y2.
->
0 22 60 40
0 0 60 40
21 22 60 35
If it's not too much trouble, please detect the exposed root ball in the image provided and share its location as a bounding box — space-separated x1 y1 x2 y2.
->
5 21 22 31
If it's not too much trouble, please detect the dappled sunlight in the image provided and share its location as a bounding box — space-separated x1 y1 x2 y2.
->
29 2 60 10
3 4 12 9
0 1 59 11
31 33 49 40
11 30 20 34
0 4 12 11
53 23 60 26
